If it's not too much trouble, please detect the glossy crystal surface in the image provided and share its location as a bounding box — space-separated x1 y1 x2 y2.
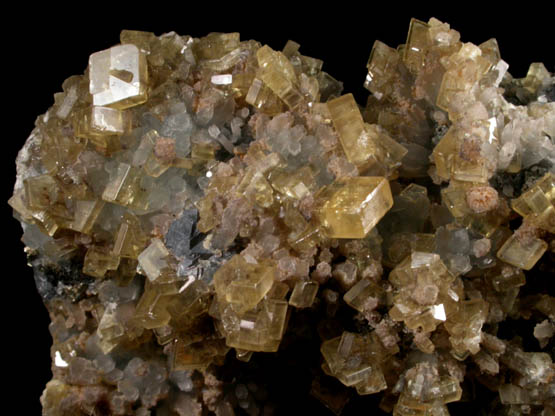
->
10 19 555 416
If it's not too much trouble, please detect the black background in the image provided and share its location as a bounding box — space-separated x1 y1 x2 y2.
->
4 4 554 414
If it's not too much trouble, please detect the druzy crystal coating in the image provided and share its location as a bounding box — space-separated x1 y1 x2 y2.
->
10 19 555 415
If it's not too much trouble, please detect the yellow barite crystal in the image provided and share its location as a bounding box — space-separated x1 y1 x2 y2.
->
256 45 303 110
133 281 177 330
496 232 548 270
388 252 459 333
315 176 393 239
89 44 148 109
113 213 148 259
441 180 503 237
73 106 129 140
321 332 388 394
327 94 366 166
213 255 276 315
327 94 407 173
364 40 399 98
436 43 491 113
166 281 211 329
67 199 104 234
432 127 458 181
511 172 555 233
97 306 125 354
137 238 174 282
102 162 148 209
83 246 120 278
343 278 384 313
223 298 288 352
269 166 315 200
289 280 319 308
404 18 430 74
192 32 240 60
24 174 60 210
444 299 488 357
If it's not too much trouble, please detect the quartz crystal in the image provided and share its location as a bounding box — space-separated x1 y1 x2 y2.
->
10 19 555 416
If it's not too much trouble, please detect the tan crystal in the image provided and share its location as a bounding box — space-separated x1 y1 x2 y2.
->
315 176 393 239
223 298 288 352
321 332 388 394
343 278 383 313
496 232 548 270
388 252 459 334
404 18 430 74
289 280 319 308
445 299 489 356
256 45 303 110
511 172 555 233
213 255 276 315
82 246 120 278
89 44 148 109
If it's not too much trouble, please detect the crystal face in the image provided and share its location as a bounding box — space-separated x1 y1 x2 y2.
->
315 176 393 239
10 19 555 416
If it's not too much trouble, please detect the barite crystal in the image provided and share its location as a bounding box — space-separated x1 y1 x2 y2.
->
89 44 148 109
9 18 555 416
315 176 393 238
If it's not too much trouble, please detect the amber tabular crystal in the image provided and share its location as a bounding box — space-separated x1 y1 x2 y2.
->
315 176 393 239
10 18 555 416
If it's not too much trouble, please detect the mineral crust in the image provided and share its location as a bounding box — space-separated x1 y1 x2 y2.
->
10 19 555 415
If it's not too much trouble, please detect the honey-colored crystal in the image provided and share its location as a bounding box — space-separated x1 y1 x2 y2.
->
321 332 388 394
343 278 383 313
315 176 393 239
388 252 459 334
364 40 400 98
404 18 430 74
83 246 120 278
327 94 367 166
289 280 319 308
496 232 548 270
137 238 174 282
223 298 288 352
213 255 276 315
89 44 148 109
511 172 555 233
445 299 488 356
256 45 303 110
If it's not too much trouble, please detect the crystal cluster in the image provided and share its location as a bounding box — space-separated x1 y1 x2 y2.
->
10 19 555 416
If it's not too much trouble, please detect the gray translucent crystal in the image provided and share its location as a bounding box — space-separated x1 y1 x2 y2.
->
165 209 198 259
170 371 194 392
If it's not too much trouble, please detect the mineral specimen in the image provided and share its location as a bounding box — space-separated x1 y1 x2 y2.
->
10 19 555 416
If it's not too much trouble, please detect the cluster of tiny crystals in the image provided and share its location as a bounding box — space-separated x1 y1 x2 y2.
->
10 18 555 415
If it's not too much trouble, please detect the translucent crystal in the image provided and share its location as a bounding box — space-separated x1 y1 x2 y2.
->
404 18 430 74
256 45 303 110
213 255 276 315
315 176 393 238
83 246 120 278
321 332 388 393
511 172 555 233
343 278 383 313
289 280 319 308
388 252 459 334
223 298 288 352
496 232 547 270
137 238 173 282
445 299 488 356
89 44 148 109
